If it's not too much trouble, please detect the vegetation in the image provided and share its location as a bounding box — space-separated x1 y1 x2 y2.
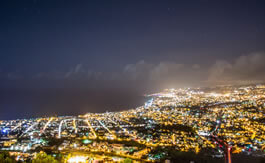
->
150 146 224 163
123 158 133 163
253 117 265 123
32 151 59 163
0 151 16 163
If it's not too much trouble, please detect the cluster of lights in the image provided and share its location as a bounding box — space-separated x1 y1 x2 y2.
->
0 84 264 162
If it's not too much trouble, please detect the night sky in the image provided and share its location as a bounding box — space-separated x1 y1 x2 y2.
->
0 0 264 120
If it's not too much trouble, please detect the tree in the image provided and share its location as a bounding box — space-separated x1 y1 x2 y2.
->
123 158 132 163
0 151 16 163
32 151 59 163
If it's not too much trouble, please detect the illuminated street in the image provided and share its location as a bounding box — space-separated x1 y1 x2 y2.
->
1 84 265 162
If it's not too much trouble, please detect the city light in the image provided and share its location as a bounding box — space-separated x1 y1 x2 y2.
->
0 84 265 162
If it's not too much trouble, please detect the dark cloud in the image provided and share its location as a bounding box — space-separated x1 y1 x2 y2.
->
123 60 154 80
121 52 265 86
64 63 85 78
7 72 23 80
121 60 206 88
3 52 265 86
208 52 265 84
